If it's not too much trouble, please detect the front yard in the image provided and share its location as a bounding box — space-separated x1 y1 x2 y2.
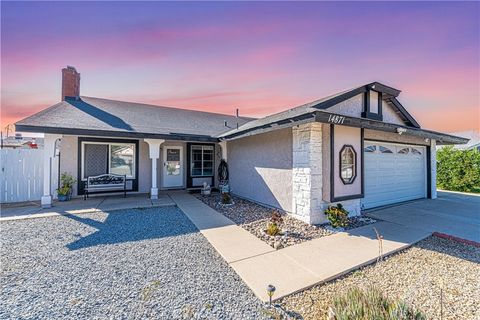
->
0 207 266 319
1 198 479 320
280 236 480 320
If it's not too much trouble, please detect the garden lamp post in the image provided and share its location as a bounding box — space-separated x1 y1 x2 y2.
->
266 284 276 305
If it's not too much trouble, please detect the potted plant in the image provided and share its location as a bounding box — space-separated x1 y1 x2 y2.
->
324 203 349 229
57 172 76 201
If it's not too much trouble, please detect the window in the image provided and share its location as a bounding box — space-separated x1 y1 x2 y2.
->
191 145 214 177
379 146 393 154
364 145 376 153
340 145 356 184
82 142 136 179
166 149 181 175
398 147 409 154
411 148 422 155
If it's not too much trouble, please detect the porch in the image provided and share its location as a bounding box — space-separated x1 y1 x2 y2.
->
39 134 226 208
0 193 175 221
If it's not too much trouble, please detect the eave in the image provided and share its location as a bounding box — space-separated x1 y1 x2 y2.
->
14 124 219 143
220 110 468 145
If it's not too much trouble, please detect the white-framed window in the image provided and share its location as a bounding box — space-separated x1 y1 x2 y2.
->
340 145 356 184
190 145 214 177
81 141 136 180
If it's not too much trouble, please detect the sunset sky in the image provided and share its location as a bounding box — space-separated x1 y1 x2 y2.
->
1 1 479 133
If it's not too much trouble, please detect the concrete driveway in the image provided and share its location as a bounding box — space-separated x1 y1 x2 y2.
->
366 191 480 242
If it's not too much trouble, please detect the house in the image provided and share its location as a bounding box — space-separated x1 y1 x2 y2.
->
1 134 42 149
15 66 468 223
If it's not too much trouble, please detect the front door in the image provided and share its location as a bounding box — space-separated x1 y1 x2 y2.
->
163 146 183 188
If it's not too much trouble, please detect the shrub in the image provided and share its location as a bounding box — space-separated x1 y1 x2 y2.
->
325 203 349 228
270 211 284 225
57 172 76 196
266 222 282 236
221 192 232 204
437 147 480 193
328 287 425 320
60 172 76 189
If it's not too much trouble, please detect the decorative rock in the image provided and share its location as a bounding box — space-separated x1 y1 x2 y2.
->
197 193 377 249
273 240 283 250
279 236 480 320
0 207 269 319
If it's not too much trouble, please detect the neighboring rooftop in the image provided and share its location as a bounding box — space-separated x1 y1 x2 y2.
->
443 130 480 150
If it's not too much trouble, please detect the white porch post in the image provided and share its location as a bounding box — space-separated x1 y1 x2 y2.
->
41 134 62 208
144 139 165 199
219 140 228 161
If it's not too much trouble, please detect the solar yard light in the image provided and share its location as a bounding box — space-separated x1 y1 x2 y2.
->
266 284 276 305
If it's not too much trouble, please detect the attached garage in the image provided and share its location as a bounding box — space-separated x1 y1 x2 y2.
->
362 141 427 209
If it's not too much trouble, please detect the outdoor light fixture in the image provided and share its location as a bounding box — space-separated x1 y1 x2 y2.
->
396 127 407 135
266 284 276 305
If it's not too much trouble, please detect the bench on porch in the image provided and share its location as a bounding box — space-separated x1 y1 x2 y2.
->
84 174 127 200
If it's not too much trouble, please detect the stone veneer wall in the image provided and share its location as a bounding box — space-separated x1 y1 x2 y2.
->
292 122 326 224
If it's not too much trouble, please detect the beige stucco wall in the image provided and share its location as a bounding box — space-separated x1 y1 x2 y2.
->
138 140 152 193
382 102 405 125
227 128 293 212
333 126 362 198
328 93 363 117
59 135 79 196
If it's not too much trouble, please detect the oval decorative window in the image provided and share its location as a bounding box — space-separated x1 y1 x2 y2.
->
340 145 356 184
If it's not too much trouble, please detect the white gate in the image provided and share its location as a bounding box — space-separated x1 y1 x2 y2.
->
0 149 59 203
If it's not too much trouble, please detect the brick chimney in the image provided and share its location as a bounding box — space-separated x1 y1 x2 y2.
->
61 66 80 100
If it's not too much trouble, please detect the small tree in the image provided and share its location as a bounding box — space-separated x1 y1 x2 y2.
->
437 147 480 193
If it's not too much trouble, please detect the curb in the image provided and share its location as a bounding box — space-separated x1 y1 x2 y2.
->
432 232 480 248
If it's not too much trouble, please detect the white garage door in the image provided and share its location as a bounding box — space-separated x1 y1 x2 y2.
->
363 141 426 209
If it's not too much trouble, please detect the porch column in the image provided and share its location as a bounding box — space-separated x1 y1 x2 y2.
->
41 134 62 208
219 140 228 161
144 139 165 199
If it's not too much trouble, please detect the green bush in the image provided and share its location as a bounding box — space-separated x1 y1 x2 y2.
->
265 222 282 236
57 172 76 196
325 203 349 228
221 192 232 204
437 147 480 193
328 287 425 320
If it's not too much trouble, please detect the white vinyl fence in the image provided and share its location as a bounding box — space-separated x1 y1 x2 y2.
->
0 149 58 203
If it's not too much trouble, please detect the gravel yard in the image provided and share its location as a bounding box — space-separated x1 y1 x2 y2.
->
196 193 376 248
280 236 480 320
0 206 267 319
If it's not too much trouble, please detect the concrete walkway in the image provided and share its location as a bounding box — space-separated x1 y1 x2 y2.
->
169 193 431 302
0 194 175 221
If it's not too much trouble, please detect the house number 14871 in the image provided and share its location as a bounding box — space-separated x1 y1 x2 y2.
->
328 114 346 124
